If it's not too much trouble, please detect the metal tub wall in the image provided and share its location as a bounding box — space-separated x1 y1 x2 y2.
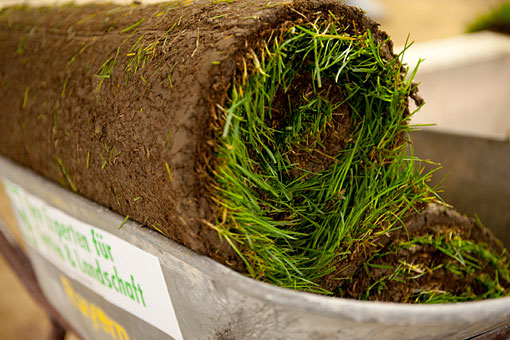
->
412 130 510 248
1 143 510 340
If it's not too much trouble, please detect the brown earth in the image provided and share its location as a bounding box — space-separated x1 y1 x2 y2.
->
266 73 351 180
0 0 391 270
334 204 510 302
0 0 508 305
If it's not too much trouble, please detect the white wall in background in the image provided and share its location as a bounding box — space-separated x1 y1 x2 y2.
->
401 32 510 140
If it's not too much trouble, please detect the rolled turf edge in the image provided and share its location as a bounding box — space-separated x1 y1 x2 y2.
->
1 0 508 302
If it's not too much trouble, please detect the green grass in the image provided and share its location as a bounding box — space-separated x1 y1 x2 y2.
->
95 47 120 92
53 107 58 131
86 152 91 169
17 35 26 55
20 3 504 302
124 24 177 82
360 231 509 302
118 215 129 230
212 17 508 300
94 13 182 90
57 157 77 192
61 80 68 98
467 2 510 34
100 143 121 169
121 18 144 33
22 86 29 109
164 161 173 181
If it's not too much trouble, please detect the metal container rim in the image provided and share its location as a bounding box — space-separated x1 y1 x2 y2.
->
1 155 508 326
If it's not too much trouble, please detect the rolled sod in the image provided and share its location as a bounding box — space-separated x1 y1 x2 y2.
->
1 0 508 302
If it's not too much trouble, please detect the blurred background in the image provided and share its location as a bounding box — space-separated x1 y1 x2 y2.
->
0 0 508 339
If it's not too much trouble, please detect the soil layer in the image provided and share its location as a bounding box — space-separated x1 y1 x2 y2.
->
336 204 510 302
0 0 388 268
0 0 508 302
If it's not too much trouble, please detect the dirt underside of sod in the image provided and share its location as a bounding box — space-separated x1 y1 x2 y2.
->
329 204 509 302
0 0 509 302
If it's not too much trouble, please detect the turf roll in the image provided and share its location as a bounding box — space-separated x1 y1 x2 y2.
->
1 0 508 302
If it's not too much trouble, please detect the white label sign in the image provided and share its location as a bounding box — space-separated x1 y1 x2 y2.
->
2 179 183 340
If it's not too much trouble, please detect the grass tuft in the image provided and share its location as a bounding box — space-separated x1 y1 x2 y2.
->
95 47 120 92
118 215 129 230
22 86 29 109
86 151 90 169
57 157 77 192
467 3 510 34
121 18 144 33
165 161 173 181
212 17 509 301
61 80 68 98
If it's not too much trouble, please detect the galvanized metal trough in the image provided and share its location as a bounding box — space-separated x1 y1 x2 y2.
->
1 129 510 340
